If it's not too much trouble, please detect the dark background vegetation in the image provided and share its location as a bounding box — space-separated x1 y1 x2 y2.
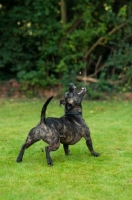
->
0 0 132 99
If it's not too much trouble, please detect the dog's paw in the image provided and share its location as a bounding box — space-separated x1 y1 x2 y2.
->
48 160 53 166
92 152 100 157
16 157 22 162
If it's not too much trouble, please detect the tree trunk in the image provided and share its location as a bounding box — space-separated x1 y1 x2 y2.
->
61 0 67 25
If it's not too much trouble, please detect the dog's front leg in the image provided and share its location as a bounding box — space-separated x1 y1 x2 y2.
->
44 136 60 166
86 137 100 157
45 146 53 166
60 99 65 106
63 144 70 155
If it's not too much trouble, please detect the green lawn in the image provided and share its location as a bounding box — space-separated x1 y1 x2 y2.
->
0 98 132 200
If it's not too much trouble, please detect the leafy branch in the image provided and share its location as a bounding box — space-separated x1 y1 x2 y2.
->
83 21 129 61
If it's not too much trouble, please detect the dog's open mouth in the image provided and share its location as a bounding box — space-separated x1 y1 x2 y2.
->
78 87 87 96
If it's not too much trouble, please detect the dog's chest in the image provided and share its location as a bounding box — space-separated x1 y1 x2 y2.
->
59 119 83 144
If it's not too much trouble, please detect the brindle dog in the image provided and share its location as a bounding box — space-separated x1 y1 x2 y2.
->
16 83 100 165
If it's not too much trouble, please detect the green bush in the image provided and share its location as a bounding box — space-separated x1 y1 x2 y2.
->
0 0 132 96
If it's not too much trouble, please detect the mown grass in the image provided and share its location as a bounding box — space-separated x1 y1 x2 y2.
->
0 98 132 200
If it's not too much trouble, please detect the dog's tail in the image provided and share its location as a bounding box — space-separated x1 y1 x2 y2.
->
40 96 54 124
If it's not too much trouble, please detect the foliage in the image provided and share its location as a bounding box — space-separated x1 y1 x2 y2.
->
0 0 132 94
85 81 113 100
0 98 132 199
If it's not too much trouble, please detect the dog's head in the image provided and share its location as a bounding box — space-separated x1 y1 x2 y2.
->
65 85 86 104
64 83 86 112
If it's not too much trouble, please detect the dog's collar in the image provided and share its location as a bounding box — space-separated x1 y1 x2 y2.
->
65 111 82 116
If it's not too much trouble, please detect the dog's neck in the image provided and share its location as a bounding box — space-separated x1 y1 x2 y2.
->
65 103 82 116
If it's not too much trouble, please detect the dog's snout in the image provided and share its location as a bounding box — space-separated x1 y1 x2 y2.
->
77 87 87 95
82 87 87 92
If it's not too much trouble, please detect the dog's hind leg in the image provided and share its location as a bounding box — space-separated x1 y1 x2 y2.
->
16 137 40 162
45 146 53 166
16 128 40 162
63 144 70 155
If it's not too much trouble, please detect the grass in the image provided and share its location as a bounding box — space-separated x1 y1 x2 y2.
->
0 97 132 200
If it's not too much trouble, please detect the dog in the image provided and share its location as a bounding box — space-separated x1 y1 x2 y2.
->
16 83 100 165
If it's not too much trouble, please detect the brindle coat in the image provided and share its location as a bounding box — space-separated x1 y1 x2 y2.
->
16 84 100 165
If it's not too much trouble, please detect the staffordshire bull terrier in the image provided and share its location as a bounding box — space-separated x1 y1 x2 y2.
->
16 84 100 165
